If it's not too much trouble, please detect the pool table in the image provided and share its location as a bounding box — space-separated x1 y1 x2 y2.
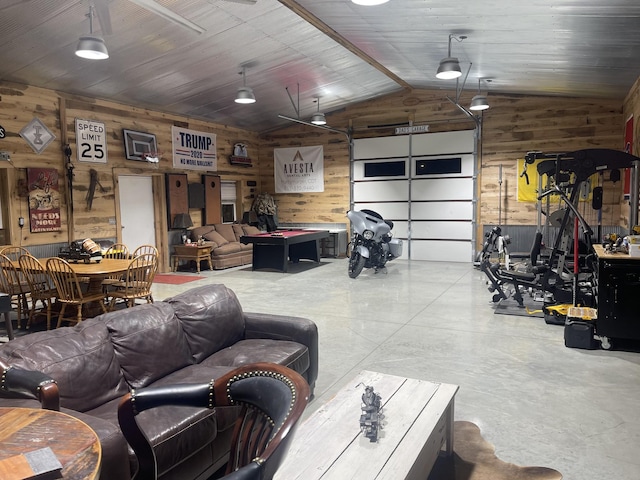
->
240 229 330 272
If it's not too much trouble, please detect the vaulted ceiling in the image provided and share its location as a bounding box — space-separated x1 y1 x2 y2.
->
1 0 639 133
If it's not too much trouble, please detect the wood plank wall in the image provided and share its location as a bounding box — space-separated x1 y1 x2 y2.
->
259 88 624 243
0 81 262 270
622 76 640 228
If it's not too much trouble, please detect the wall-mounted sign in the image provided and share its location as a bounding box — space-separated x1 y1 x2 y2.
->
172 126 217 171
20 117 56 154
395 125 429 135
229 142 252 167
274 145 324 193
76 118 107 163
0 124 6 138
27 167 61 233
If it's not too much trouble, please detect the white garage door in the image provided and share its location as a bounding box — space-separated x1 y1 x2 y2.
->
352 130 475 262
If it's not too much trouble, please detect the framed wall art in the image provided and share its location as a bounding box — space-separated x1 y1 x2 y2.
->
123 129 158 161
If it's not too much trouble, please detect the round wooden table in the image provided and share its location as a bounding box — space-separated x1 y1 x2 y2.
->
0 407 101 479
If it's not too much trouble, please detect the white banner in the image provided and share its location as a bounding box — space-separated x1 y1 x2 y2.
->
274 145 324 193
75 118 107 163
172 126 217 171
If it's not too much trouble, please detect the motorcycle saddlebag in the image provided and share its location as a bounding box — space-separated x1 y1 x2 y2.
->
389 238 403 258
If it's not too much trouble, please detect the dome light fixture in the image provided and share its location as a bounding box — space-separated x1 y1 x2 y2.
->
469 78 490 111
235 67 256 104
75 5 109 60
310 97 327 125
351 0 390 5
436 34 466 80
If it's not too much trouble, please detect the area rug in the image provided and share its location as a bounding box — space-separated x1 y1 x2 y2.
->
153 274 202 285
427 421 562 480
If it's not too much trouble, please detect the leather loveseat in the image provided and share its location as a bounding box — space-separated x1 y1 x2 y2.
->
189 224 261 269
0 284 318 480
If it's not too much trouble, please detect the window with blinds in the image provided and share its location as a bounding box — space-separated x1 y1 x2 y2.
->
221 181 237 223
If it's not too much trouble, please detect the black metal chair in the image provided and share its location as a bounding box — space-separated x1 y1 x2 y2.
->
117 362 310 480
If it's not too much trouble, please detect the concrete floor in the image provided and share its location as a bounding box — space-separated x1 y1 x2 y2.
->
3 257 637 478
152 258 640 480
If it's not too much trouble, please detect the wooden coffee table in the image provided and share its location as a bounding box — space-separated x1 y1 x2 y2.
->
172 245 212 273
275 370 458 480
0 407 101 479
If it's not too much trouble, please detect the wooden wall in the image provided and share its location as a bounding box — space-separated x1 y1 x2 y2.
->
259 87 624 240
0 81 262 270
622 76 640 228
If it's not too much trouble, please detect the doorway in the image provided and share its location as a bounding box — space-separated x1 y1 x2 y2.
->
117 175 156 250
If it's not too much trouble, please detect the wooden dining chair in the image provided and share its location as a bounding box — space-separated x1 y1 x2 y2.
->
18 254 58 330
117 362 310 480
132 245 158 257
0 246 31 262
45 257 108 328
102 243 131 293
107 253 158 310
0 253 30 329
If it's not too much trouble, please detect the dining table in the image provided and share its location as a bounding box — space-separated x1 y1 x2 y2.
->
12 257 132 320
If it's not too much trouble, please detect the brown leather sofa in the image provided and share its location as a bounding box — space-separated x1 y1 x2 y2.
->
189 224 260 269
0 284 318 480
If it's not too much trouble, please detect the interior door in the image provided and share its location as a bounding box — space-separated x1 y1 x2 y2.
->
118 175 155 250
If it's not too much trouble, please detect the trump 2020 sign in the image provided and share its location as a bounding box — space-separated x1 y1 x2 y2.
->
274 145 324 193
172 126 217 171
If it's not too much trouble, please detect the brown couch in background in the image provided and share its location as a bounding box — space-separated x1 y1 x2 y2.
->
189 224 261 269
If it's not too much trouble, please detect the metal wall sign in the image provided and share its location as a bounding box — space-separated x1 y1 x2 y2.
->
75 118 107 163
395 125 429 135
20 117 56 154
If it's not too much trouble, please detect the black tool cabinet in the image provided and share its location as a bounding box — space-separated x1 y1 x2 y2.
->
592 245 640 345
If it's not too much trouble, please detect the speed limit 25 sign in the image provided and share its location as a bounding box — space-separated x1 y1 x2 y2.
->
75 118 108 163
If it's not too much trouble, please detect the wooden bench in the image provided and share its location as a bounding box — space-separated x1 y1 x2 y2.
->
275 370 458 480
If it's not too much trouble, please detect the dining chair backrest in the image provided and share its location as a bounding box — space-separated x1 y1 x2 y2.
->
19 254 54 294
45 257 86 303
0 246 30 262
104 243 130 259
132 245 158 257
0 254 25 296
125 253 158 292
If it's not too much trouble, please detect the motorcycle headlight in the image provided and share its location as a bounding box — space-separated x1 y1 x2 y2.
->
363 230 374 240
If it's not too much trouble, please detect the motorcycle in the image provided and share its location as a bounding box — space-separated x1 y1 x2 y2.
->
347 209 403 278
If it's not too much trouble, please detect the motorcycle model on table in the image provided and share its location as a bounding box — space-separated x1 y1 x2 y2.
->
347 209 403 278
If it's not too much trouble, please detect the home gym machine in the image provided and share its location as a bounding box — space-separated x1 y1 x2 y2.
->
480 148 640 310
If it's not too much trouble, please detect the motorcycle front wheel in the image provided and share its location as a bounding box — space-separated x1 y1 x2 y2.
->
348 251 365 278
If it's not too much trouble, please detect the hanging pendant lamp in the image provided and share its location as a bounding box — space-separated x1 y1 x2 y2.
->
310 97 326 125
436 34 465 80
235 67 256 104
469 78 490 111
75 5 109 60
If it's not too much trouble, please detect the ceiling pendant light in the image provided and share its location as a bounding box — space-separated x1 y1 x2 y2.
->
469 78 490 111
351 0 390 5
235 67 256 104
75 5 109 60
310 97 326 125
436 34 466 80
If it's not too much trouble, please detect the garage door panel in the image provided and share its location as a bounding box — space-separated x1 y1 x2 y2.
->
411 202 473 220
354 136 410 159
411 130 475 156
353 180 408 202
412 178 473 201
410 240 472 262
353 203 408 221
411 221 472 240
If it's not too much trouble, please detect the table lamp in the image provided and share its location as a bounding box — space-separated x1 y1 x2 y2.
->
173 213 193 244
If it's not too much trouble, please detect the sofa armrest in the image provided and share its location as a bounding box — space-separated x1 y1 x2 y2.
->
0 362 60 411
243 312 318 393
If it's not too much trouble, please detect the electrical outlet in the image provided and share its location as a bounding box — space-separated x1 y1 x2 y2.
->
0 151 10 161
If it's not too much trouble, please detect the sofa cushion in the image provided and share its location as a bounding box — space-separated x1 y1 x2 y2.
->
214 224 237 243
102 302 194 389
0 318 128 412
191 225 215 240
165 285 245 363
242 225 261 235
203 230 228 246
212 243 242 255
200 339 310 377
232 224 245 240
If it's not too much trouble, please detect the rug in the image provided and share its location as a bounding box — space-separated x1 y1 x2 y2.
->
428 421 562 480
153 274 202 285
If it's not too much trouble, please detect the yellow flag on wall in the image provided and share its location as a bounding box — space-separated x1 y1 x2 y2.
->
516 158 597 203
